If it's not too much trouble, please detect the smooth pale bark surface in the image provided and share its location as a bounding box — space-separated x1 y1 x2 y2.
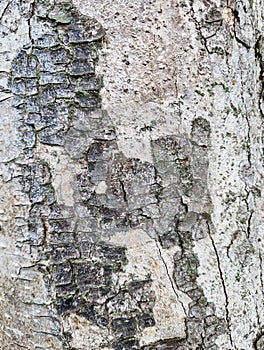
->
0 0 263 349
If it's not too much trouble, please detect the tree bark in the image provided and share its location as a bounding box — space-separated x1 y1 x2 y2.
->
0 0 263 349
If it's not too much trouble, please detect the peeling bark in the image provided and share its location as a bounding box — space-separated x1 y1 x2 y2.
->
0 0 263 349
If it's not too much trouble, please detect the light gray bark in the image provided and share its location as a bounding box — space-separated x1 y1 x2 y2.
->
0 0 263 349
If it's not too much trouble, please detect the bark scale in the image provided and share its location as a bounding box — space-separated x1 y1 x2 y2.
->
0 0 263 349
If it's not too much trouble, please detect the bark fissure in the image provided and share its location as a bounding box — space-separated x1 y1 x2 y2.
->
119 178 128 204
255 36 264 118
27 2 35 46
207 222 234 349
0 95 12 103
0 0 11 21
259 250 264 295
155 239 188 318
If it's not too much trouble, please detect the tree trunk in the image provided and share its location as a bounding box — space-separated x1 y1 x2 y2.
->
0 0 263 349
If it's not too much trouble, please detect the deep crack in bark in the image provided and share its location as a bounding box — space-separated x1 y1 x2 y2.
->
207 222 235 348
155 239 188 318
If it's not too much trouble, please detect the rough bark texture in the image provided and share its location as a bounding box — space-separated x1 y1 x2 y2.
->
0 0 263 349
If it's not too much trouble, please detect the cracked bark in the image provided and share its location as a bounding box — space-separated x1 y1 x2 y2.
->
207 222 233 348
0 0 263 349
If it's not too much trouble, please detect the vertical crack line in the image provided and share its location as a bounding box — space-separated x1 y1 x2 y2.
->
40 214 48 247
28 1 35 45
253 248 264 328
246 206 253 238
119 178 127 203
259 249 264 295
206 223 235 349
118 178 131 228
255 36 264 119
232 6 251 50
189 3 210 55
155 240 188 318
